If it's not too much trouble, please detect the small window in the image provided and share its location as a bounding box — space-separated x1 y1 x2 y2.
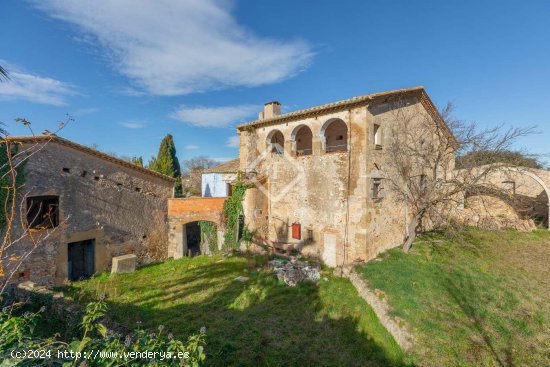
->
27 196 59 229
94 176 100 181
372 178 383 199
226 183 232 197
135 187 141 192
374 124 382 148
62 167 70 173
502 181 516 195
306 229 314 242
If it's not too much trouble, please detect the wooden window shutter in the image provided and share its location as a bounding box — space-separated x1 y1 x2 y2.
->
292 223 301 240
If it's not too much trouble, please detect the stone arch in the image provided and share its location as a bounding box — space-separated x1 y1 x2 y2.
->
290 124 313 156
320 118 348 152
266 129 285 154
510 168 550 229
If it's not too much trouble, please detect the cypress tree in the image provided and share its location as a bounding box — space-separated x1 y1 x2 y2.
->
148 134 182 196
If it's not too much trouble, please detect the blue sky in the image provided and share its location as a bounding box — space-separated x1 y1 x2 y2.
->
1 0 549 165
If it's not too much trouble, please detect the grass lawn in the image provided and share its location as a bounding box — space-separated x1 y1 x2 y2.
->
65 255 410 367
356 228 550 367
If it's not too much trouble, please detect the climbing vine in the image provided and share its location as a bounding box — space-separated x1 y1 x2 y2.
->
199 220 218 253
223 173 254 250
0 142 26 230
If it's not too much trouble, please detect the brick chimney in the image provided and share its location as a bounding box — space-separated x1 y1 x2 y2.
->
262 101 281 120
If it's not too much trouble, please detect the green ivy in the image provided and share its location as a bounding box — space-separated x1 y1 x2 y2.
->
199 220 218 253
0 142 26 230
223 173 254 250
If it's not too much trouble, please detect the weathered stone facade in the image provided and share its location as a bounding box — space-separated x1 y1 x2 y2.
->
457 167 550 230
237 87 446 265
4 136 174 286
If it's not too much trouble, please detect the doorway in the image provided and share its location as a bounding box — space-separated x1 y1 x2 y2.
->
68 239 95 281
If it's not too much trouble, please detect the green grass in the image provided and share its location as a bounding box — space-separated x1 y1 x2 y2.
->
356 228 550 367
65 255 410 367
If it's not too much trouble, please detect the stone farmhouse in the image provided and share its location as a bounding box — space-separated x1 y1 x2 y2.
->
234 86 452 266
3 136 174 286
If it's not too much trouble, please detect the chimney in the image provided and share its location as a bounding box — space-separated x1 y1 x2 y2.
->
262 101 281 119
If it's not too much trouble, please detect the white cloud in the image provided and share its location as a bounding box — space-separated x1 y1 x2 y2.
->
72 107 99 117
34 0 313 96
118 121 145 129
226 136 240 148
0 63 77 106
171 104 258 128
185 144 199 150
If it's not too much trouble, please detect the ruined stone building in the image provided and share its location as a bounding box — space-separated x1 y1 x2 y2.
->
3 136 174 286
236 86 452 266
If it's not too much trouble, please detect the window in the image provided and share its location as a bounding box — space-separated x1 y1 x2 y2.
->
502 180 516 195
372 178 383 199
374 124 382 148
226 183 233 197
27 196 59 229
306 229 314 242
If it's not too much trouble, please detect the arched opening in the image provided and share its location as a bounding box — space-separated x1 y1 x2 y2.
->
267 129 285 154
292 125 313 156
182 220 218 256
321 119 348 152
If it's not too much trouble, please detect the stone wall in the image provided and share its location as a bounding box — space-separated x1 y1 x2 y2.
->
5 141 173 286
239 99 434 265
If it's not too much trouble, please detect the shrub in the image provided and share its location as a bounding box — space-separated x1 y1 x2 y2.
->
0 298 206 366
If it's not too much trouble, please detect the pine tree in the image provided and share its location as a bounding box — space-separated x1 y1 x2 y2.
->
148 134 182 196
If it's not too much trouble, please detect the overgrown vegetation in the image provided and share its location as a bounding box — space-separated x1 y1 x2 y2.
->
356 228 550 366
222 175 254 250
199 220 217 253
64 255 409 367
456 149 542 169
0 298 206 366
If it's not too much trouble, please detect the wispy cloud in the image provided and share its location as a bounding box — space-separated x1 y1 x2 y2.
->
72 107 99 117
171 105 258 128
226 136 240 148
0 62 77 105
185 144 199 150
118 121 145 129
34 0 313 96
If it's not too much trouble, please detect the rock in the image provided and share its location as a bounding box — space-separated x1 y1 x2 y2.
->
269 258 320 287
234 276 249 282
111 254 137 274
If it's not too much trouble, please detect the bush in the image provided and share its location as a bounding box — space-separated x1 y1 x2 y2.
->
0 298 206 366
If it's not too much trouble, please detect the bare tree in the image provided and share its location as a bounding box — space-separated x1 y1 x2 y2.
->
382 100 536 253
182 156 218 174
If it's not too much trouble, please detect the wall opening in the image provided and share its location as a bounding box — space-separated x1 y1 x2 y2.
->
267 130 285 155
374 123 382 149
322 119 348 152
68 239 95 281
185 221 201 256
27 195 59 229
294 125 313 156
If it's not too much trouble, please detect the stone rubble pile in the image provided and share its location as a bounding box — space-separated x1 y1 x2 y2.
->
268 257 321 287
